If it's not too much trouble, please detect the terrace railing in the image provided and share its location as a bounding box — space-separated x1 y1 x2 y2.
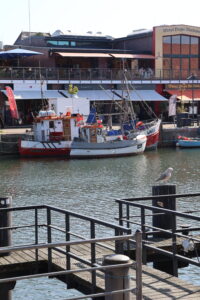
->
0 67 200 82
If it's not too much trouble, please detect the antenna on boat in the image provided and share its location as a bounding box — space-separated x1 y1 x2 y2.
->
28 0 31 45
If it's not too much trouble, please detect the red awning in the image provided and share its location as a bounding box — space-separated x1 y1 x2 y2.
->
55 52 111 58
167 90 200 101
55 52 155 59
110 54 155 59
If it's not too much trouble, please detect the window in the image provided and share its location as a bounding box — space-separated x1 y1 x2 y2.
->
71 41 76 47
181 35 190 55
191 37 198 55
172 35 180 55
47 40 58 46
58 41 69 46
163 36 171 54
49 121 54 129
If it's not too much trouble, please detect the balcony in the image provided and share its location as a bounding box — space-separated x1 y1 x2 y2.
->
0 67 199 83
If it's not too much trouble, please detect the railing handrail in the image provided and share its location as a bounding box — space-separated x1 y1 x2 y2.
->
0 204 131 232
0 234 133 254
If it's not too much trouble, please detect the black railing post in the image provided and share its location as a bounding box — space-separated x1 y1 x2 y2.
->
135 230 142 300
126 204 130 229
141 207 146 264
0 197 12 257
65 212 70 270
172 214 178 276
118 202 123 227
90 220 96 292
115 228 123 254
47 207 52 271
35 208 38 263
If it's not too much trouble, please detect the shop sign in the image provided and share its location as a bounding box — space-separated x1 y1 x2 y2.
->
166 83 200 90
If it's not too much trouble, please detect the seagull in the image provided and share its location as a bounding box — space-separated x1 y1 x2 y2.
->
156 167 174 183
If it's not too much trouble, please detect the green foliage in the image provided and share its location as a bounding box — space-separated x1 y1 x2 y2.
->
68 84 79 95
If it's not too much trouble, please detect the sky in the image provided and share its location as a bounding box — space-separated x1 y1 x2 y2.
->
1 0 200 46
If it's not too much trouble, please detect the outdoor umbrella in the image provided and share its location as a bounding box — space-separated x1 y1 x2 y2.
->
0 48 43 66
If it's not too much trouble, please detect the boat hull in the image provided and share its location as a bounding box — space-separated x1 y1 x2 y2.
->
140 119 161 150
19 140 71 157
70 135 146 158
177 140 200 148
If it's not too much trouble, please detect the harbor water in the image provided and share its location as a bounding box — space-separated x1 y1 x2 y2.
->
0 148 200 299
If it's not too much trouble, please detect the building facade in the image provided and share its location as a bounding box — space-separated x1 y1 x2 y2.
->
1 24 200 127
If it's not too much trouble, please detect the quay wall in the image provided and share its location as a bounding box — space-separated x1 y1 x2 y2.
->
159 126 200 148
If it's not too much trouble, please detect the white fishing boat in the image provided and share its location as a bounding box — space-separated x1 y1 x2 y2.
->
18 110 79 157
70 122 146 158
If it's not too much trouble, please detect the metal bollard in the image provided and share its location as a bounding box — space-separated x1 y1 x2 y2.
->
103 254 132 300
0 196 12 256
0 282 16 300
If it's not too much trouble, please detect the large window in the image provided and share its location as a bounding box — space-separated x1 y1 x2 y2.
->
163 36 171 55
191 37 198 54
162 34 199 75
172 35 181 55
181 35 190 55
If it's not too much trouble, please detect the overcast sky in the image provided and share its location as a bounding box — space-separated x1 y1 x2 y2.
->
1 0 200 46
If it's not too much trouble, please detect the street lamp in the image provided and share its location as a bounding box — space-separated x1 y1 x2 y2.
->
187 73 196 120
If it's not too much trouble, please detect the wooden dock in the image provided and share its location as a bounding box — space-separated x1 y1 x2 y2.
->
0 243 200 299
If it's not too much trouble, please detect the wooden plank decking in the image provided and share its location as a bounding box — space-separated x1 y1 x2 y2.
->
0 242 200 299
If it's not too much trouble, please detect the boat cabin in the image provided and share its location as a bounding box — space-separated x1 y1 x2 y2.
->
33 110 80 142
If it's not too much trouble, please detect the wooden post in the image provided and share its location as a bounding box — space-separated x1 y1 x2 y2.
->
152 185 177 275
103 254 132 300
0 197 12 256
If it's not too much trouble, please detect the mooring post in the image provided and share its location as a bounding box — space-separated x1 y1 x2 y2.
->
0 196 12 256
103 254 133 300
152 185 177 275
0 282 16 300
152 185 176 238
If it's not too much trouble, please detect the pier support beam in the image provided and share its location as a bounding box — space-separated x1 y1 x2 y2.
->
152 185 177 275
103 254 133 300
0 281 16 300
0 196 12 256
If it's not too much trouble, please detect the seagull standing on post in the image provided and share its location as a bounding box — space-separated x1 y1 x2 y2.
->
156 167 174 183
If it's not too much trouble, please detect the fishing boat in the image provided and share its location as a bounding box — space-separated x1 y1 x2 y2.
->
18 110 79 157
19 109 146 158
70 123 147 158
132 119 161 150
176 136 200 148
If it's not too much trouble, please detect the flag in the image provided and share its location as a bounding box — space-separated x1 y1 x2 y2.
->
168 95 177 117
5 86 19 119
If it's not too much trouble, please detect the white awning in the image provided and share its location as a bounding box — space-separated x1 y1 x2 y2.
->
118 90 168 101
62 90 167 101
2 90 66 100
62 90 121 101
2 89 167 101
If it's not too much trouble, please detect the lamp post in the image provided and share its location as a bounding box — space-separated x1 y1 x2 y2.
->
187 73 196 120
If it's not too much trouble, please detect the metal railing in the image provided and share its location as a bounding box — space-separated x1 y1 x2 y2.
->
116 192 200 277
0 204 143 299
1 67 200 82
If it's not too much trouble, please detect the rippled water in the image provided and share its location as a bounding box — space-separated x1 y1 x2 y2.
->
0 148 200 298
